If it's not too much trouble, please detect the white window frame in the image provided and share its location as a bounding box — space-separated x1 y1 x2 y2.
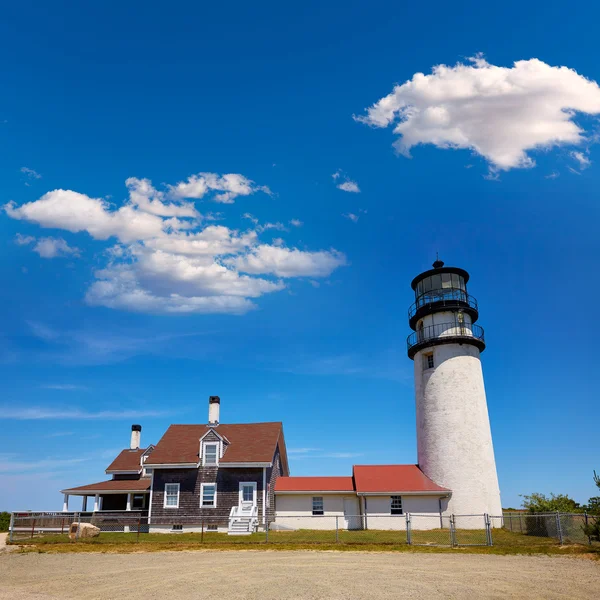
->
203 442 219 466
312 496 324 516
238 481 257 507
200 483 217 507
164 483 180 508
390 495 403 515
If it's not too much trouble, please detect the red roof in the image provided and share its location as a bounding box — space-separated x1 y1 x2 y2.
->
276 476 355 492
61 479 151 494
353 465 449 494
106 449 145 473
146 422 288 473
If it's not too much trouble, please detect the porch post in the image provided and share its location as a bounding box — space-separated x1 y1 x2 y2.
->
82 496 88 511
262 467 267 527
126 493 132 511
62 493 69 512
93 494 100 512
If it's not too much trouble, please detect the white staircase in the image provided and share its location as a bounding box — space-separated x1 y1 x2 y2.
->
228 505 258 535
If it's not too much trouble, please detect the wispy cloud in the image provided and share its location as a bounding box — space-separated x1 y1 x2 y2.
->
570 150 591 170
343 213 359 223
45 431 75 438
289 219 303 227
288 448 323 454
41 384 87 391
20 166 42 185
0 455 87 474
291 450 364 459
0 407 169 420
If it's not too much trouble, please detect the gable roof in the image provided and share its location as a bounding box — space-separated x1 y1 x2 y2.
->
106 449 146 473
61 479 151 494
275 476 354 493
145 422 288 472
353 465 450 494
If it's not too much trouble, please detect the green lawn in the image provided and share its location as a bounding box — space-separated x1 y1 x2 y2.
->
11 527 598 557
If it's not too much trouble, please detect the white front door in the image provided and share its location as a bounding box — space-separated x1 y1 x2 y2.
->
238 482 257 515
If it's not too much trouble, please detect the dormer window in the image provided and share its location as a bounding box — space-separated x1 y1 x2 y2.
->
203 442 219 466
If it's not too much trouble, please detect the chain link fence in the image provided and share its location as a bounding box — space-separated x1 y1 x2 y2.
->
9 511 599 548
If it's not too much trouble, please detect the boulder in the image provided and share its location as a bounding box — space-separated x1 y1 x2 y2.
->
68 522 100 540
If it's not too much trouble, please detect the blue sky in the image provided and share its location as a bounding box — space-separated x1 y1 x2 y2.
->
1 0 599 511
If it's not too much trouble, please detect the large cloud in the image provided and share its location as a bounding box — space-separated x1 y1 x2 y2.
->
355 56 600 171
5 173 346 315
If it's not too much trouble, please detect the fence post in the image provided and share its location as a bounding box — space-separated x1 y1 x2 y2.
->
555 512 563 545
335 516 339 543
519 514 523 533
30 518 36 539
137 518 141 543
450 514 457 547
265 517 269 543
9 513 14 543
509 514 513 531
584 512 591 545
406 513 411 545
200 517 204 543
485 514 492 546
76 513 81 541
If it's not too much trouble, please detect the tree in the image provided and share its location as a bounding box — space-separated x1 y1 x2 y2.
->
520 493 581 513
583 471 600 540
0 512 10 532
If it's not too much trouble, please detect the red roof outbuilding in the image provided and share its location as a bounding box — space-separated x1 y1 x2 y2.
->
353 465 450 494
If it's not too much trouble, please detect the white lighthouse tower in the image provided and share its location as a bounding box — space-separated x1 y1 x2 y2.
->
407 259 502 517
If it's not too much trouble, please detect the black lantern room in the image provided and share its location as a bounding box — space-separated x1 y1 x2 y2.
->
407 259 485 359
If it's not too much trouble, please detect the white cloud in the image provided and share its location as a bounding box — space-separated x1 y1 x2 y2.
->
570 151 591 169
169 172 271 204
288 448 322 454
5 174 346 315
0 455 87 473
33 237 80 259
343 213 359 222
332 170 361 192
289 219 303 227
232 244 347 278
41 384 86 391
355 56 600 171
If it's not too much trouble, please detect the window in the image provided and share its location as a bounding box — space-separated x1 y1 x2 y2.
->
423 353 434 370
203 443 219 466
172 524 183 531
242 484 253 502
201 483 217 507
391 496 403 515
312 496 324 516
206 524 218 531
144 467 153 476
164 483 180 508
132 494 145 509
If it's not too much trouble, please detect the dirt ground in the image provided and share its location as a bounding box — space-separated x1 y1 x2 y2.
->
1 550 599 599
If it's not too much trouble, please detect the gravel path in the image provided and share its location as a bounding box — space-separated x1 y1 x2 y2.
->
0 550 598 599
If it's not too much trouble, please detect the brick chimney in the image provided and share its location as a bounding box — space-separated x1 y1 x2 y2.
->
208 396 220 426
130 424 142 449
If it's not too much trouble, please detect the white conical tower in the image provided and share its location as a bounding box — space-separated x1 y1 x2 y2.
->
407 259 502 518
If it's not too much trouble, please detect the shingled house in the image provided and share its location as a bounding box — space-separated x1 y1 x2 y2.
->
61 397 289 534
60 396 451 533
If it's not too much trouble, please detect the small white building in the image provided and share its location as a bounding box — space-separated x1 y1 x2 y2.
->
275 464 450 531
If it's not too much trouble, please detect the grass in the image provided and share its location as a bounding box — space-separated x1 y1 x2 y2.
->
9 528 600 558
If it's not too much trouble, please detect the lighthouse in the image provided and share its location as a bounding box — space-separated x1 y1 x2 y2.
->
407 259 502 517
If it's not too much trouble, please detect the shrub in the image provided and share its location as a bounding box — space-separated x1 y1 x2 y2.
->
0 512 11 532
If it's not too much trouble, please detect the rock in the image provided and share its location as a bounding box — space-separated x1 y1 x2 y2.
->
68 522 100 540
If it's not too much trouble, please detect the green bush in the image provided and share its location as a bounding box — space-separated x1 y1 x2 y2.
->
0 512 10 532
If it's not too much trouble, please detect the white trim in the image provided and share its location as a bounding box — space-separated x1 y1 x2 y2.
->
200 483 217 508
144 463 198 469
61 489 150 495
202 442 219 467
148 470 154 524
105 469 142 475
164 483 180 509
199 429 225 443
219 462 272 468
